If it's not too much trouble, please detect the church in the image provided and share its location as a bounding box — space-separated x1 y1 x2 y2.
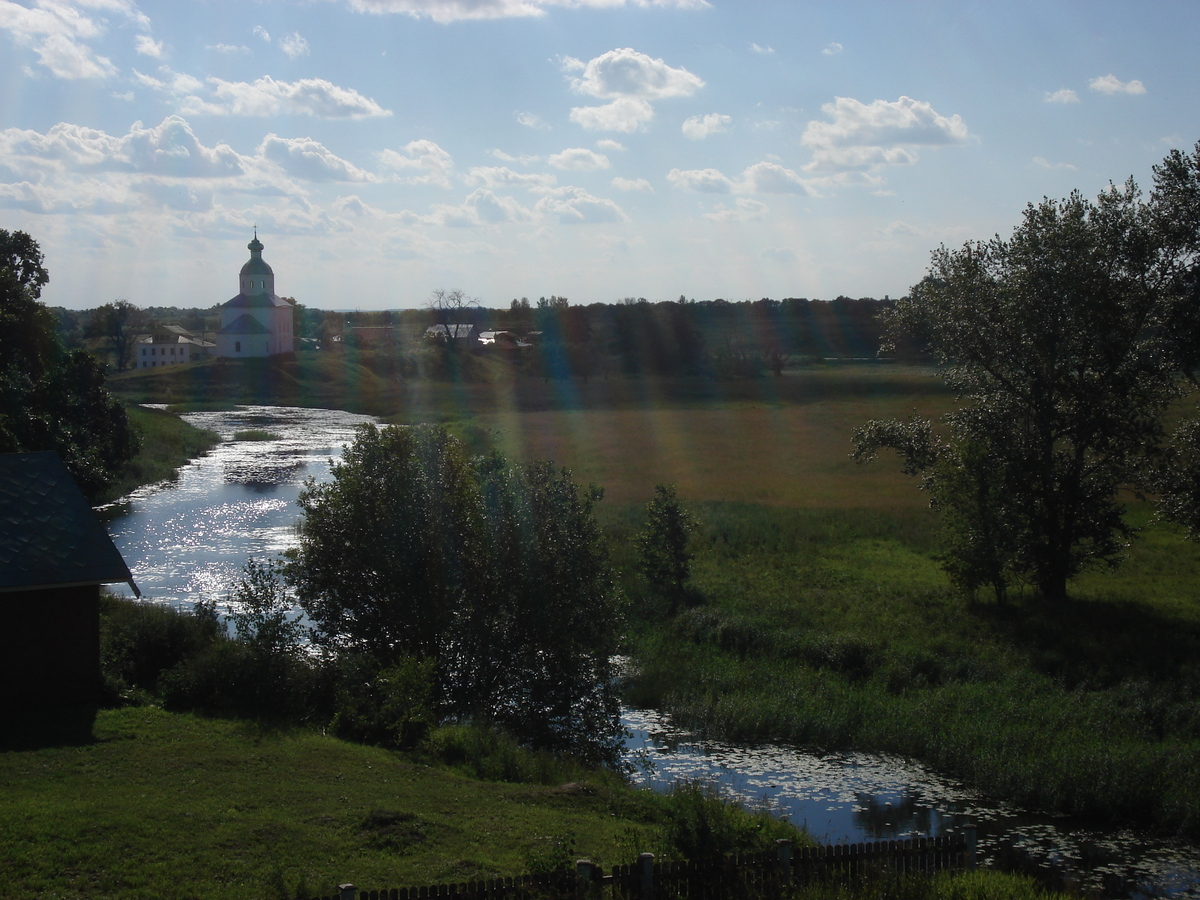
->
215 231 294 358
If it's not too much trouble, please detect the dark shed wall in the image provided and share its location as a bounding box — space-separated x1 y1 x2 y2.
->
0 585 100 709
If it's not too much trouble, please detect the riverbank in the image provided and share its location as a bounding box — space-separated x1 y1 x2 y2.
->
0 706 1073 900
101 375 1200 845
95 404 221 504
622 501 1200 839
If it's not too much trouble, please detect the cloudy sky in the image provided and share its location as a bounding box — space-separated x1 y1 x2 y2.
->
1 0 1196 310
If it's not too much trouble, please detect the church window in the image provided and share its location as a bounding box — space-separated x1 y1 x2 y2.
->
235 341 241 353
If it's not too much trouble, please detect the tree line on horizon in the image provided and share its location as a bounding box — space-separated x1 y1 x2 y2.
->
53 293 909 381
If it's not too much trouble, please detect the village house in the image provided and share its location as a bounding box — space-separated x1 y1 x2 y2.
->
135 324 214 368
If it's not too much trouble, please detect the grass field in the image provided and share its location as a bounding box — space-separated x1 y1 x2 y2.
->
106 360 1200 838
0 708 661 899
0 707 1074 900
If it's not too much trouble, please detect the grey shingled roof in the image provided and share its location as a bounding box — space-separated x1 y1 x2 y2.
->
0 452 136 593
217 313 273 335
223 292 291 309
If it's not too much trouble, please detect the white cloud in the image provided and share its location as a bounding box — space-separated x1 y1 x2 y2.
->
465 165 556 189
134 66 203 95
668 161 810 195
596 138 625 152
704 198 767 222
570 97 654 132
35 32 116 78
535 185 626 224
0 0 103 42
515 110 549 129
259 134 372 182
183 76 391 118
208 43 249 54
334 194 372 217
1089 74 1146 95
822 42 843 56
280 31 309 59
135 34 163 58
489 149 541 164
464 188 532 224
682 112 730 140
253 24 270 42
667 167 733 193
751 43 773 54
566 47 704 100
740 161 809 194
881 220 923 238
120 117 246 177
611 176 652 192
0 179 136 215
1044 88 1079 104
0 116 246 178
762 246 796 262
378 139 454 187
547 147 610 171
801 95 968 172
335 0 710 24
1032 156 1078 171
138 179 214 211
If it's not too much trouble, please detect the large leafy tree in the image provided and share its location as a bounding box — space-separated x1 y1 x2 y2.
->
0 230 138 500
854 147 1200 602
87 300 147 372
290 424 623 762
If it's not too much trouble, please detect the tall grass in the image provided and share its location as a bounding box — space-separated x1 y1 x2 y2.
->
96 404 220 503
627 502 1200 836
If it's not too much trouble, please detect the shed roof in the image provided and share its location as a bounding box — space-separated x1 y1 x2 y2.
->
0 452 137 594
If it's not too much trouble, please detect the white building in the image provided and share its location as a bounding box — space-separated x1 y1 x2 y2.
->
136 325 214 368
215 232 294 358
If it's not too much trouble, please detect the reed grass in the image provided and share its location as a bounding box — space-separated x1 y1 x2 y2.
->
628 502 1200 836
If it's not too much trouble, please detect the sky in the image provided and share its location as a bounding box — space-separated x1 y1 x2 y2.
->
1 0 1197 311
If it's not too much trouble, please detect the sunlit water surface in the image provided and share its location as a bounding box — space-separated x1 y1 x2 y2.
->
103 406 1199 898
103 405 374 613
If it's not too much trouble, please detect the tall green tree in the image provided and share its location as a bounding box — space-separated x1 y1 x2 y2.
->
0 230 138 500
289 424 623 762
87 300 146 371
639 483 699 613
854 148 1200 602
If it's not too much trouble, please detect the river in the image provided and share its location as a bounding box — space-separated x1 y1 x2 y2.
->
104 405 1200 899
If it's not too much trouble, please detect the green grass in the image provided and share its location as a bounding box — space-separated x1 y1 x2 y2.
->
232 429 281 441
626 501 1200 836
102 362 1200 843
96 405 221 504
0 707 813 900
0 710 1062 900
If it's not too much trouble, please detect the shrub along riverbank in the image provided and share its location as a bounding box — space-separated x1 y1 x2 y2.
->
94 403 221 504
621 501 1200 838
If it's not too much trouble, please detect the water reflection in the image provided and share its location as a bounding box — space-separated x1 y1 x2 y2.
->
623 707 1200 899
103 405 374 613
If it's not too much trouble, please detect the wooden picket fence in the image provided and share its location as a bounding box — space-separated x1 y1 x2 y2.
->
308 833 975 900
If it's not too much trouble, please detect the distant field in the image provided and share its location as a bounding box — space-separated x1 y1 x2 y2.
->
111 358 956 508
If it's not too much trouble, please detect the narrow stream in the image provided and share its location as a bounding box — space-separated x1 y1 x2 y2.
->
103 405 1200 898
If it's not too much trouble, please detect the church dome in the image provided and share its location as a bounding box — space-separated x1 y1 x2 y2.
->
238 230 275 297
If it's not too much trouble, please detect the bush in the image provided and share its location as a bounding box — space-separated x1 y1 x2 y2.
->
326 653 435 749
661 781 805 859
99 594 222 703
